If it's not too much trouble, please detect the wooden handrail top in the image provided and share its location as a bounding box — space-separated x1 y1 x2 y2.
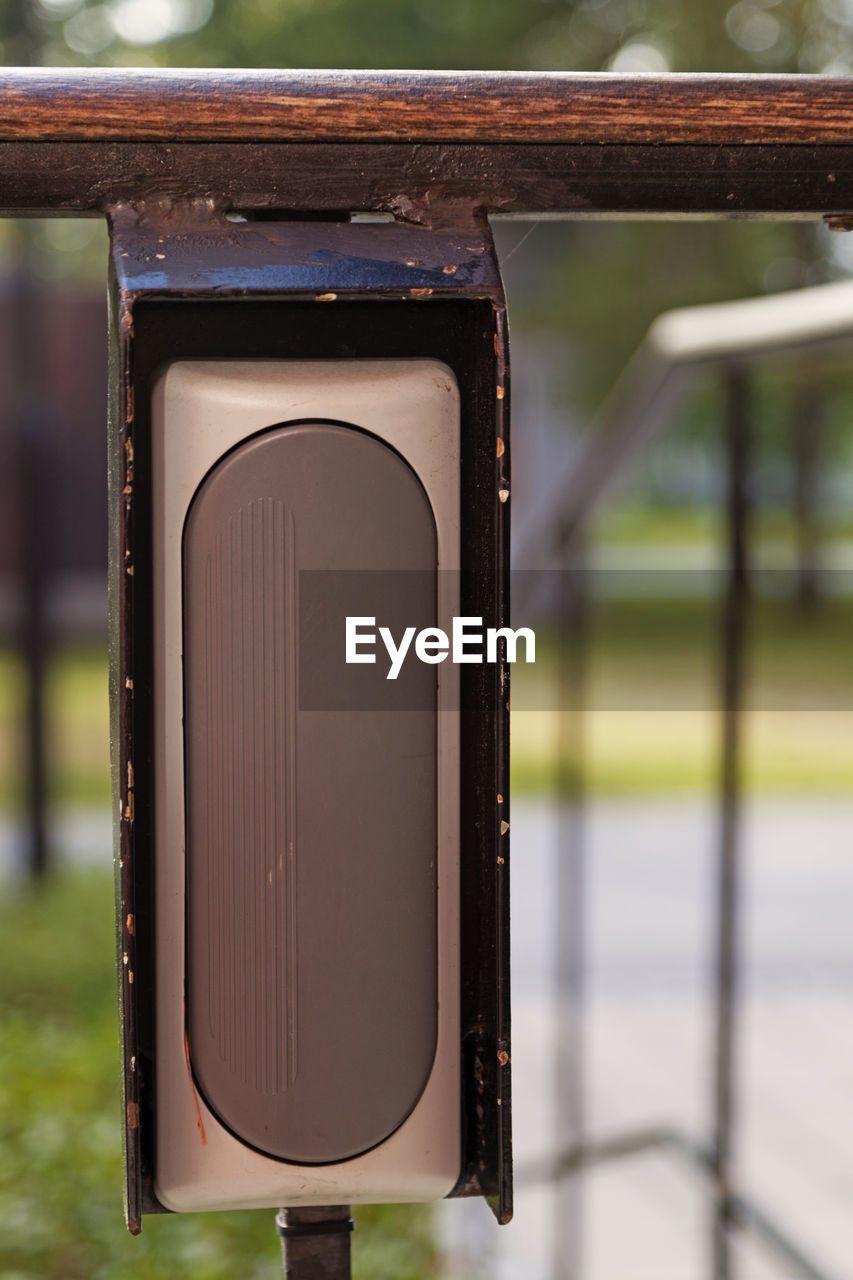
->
1 69 853 145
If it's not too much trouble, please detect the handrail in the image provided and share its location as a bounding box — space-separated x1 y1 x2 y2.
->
2 71 853 216
514 278 853 573
1 70 853 144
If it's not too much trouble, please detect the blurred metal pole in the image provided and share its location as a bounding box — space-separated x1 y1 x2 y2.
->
792 365 824 612
713 366 750 1280
9 0 49 879
553 543 587 1280
277 1206 353 1280
17 356 49 880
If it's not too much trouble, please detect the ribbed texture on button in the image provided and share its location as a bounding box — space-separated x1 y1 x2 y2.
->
202 496 297 1095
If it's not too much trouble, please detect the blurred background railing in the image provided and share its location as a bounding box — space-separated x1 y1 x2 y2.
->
506 274 853 1280
469 219 853 1280
0 227 108 879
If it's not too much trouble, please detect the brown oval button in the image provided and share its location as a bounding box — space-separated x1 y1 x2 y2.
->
183 422 438 1163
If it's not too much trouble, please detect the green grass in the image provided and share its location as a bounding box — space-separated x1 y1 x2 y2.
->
0 646 111 814
589 593 853 710
0 871 437 1280
45 646 112 808
1 584 852 833
513 593 853 795
593 500 853 548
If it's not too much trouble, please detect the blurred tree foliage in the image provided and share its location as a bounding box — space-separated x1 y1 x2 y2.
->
5 0 853 74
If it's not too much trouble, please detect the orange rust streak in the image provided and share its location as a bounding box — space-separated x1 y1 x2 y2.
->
184 1030 208 1145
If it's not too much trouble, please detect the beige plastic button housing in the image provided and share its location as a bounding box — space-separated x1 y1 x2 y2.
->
151 359 460 1211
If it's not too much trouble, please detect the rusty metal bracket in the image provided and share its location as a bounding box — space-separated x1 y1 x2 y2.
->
108 205 511 1233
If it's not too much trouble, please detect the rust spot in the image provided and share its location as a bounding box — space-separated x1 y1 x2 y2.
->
123 435 134 499
124 760 135 823
127 1102 139 1129
120 298 135 339
826 213 853 231
126 913 135 936
314 292 337 301
497 855 505 865
497 793 504 804
128 970 134 984
443 264 458 274
130 1055 136 1073
155 252 166 260
126 564 134 576
498 1050 509 1066
497 1097 502 1106
493 333 499 355
185 1031 208 1144
498 488 509 504
122 952 128 965
409 287 433 297
404 257 420 266
125 385 134 424
125 677 133 690
496 438 505 458
496 385 505 400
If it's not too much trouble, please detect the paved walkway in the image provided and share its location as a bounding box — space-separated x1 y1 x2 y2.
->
440 796 853 1280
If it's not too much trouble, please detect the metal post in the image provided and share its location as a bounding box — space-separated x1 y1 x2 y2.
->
276 1206 354 1280
713 366 750 1280
792 365 824 612
553 545 587 1280
9 0 49 880
17 375 49 879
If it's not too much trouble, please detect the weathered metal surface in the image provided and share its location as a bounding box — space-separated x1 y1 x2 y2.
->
3 142 853 218
109 206 503 293
3 70 853 145
108 255 145 1233
109 211 511 1229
